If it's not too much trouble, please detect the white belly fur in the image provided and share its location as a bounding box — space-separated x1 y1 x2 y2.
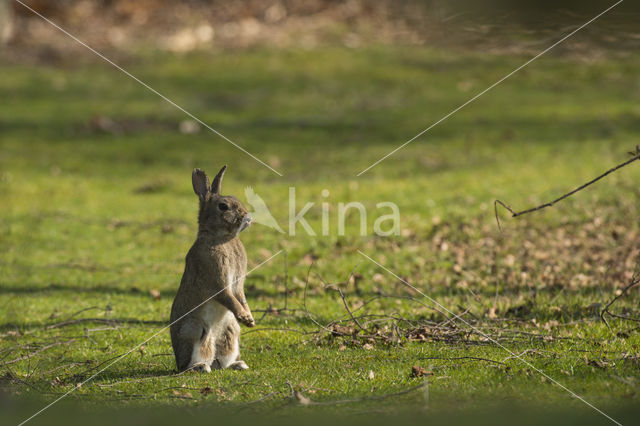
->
201 299 234 335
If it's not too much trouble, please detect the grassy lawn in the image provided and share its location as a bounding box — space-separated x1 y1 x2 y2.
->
1 46 640 424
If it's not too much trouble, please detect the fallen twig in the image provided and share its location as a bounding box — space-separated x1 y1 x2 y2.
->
0 339 75 367
421 355 507 367
292 383 427 406
600 267 640 332
242 327 310 336
325 262 367 331
241 390 282 406
0 317 165 339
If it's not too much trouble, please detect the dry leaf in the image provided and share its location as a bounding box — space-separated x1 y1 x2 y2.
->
258 248 272 258
268 155 281 168
179 119 200 134
411 365 430 378
173 389 193 398
301 253 318 265
372 273 385 284
294 390 311 405
586 358 611 369
348 273 362 286
488 306 498 319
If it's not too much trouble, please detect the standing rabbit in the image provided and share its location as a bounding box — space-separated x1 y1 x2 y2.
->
170 165 254 372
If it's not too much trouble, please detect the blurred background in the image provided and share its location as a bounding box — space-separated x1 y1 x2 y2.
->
2 0 640 56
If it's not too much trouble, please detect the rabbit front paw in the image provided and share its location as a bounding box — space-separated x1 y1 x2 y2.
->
237 311 255 327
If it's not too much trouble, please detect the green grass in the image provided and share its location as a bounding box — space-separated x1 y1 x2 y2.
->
1 46 640 424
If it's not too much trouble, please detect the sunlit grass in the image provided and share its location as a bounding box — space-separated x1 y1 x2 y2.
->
1 46 639 422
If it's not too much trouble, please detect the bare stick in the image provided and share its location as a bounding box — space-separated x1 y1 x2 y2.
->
255 251 290 322
283 251 288 311
322 263 366 331
495 146 640 231
326 285 366 332
600 266 640 331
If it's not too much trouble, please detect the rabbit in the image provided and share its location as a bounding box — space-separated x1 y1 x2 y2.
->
170 165 255 373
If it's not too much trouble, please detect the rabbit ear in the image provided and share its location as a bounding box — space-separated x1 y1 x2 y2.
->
192 168 210 202
211 165 227 195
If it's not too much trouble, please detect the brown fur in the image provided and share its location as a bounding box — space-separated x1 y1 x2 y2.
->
170 166 254 372
217 323 237 354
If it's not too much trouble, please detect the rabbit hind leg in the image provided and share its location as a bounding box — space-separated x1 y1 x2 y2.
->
176 319 214 372
213 319 247 370
191 328 215 372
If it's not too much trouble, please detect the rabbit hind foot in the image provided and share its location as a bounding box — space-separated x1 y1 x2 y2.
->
187 330 215 372
229 360 249 370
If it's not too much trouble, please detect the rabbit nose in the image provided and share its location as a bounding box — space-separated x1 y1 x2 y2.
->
239 214 252 232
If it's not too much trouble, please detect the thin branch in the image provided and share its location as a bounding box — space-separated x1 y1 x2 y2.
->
254 251 295 322
325 285 366 332
302 264 336 335
283 251 289 311
495 146 640 230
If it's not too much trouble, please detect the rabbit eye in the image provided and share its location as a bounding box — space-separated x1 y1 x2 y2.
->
218 203 229 211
